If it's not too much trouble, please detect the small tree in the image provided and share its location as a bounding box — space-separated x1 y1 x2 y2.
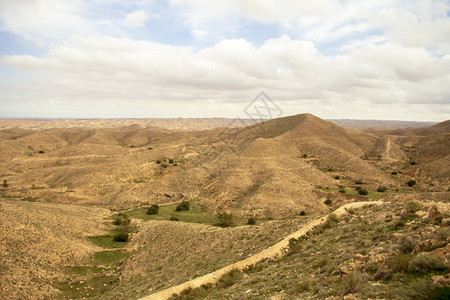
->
176 201 190 211
247 217 256 225
116 213 131 233
358 189 369 195
218 213 233 227
377 186 387 192
407 180 417 187
147 204 159 215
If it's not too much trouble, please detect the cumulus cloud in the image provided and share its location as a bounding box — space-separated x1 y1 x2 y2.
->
2 34 449 120
0 1 449 120
125 10 149 28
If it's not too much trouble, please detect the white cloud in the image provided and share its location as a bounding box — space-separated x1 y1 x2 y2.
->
1 34 449 120
124 9 149 28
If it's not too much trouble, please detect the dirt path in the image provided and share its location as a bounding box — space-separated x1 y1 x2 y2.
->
385 137 394 161
139 201 384 300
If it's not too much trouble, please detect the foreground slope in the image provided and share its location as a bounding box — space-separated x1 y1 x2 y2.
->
0 200 110 300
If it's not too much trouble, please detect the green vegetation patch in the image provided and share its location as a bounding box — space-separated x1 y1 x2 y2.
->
93 250 128 266
121 201 254 226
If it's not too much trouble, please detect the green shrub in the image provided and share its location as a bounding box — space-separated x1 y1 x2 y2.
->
407 180 417 187
377 186 387 192
146 204 159 215
339 189 346 193
398 239 416 254
334 176 341 180
168 158 174 164
323 213 338 229
38 150 44 154
324 199 332 206
355 186 362 191
406 201 421 213
112 218 122 225
342 271 367 295
2 179 7 188
113 233 129 242
391 171 398 175
156 160 161 164
397 278 450 300
175 201 190 211
302 154 308 158
358 189 369 195
355 180 363 184
388 252 412 273
409 254 447 274
292 278 311 294
300 211 306 216
247 217 256 225
218 270 243 287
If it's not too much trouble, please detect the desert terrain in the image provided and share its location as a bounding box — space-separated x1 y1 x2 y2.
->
1 114 449 299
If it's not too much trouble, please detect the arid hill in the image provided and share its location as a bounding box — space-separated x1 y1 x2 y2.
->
1 114 448 217
1 114 449 300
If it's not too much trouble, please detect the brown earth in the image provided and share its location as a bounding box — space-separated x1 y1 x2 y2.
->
0 114 449 299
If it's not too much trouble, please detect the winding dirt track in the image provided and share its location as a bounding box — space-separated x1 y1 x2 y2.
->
139 201 384 300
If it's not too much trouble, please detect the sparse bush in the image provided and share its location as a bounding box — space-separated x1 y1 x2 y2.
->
156 160 161 164
113 233 129 242
398 239 416 254
393 219 406 229
218 213 233 227
147 147 152 150
175 201 190 211
365 262 379 274
409 161 418 165
342 271 367 295
168 158 174 164
38 150 44 154
324 199 332 206
347 208 356 214
323 213 338 229
406 201 421 213
355 186 362 191
292 278 311 294
218 269 242 287
339 189 346 193
407 180 417 187
358 189 369 195
391 171 398 175
334 176 341 180
328 168 335 172
170 216 179 221
146 204 159 215
289 238 303 253
408 254 447 274
377 186 387 192
2 179 7 188
302 154 308 158
355 180 364 184
389 252 412 273
397 278 450 300
300 211 306 216
247 217 256 225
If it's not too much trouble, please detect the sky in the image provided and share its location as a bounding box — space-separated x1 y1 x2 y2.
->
0 0 449 121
